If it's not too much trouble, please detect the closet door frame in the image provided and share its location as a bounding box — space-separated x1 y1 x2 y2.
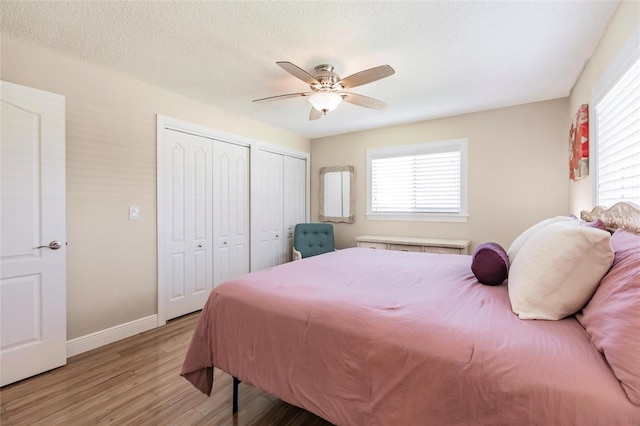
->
156 115 309 326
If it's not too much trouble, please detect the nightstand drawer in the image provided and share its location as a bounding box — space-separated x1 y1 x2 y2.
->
423 246 463 255
389 244 422 253
358 242 388 250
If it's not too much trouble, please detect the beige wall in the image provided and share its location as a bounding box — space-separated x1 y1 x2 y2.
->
311 99 569 252
1 37 310 339
569 1 640 213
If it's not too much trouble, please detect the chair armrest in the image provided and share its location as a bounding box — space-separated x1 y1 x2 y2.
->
293 247 302 261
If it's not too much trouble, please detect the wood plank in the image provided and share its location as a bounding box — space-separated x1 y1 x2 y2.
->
168 408 205 424
33 372 150 426
122 383 210 425
3 347 163 413
3 371 140 425
0 312 333 426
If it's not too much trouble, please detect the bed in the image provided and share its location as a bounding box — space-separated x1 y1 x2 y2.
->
181 203 640 425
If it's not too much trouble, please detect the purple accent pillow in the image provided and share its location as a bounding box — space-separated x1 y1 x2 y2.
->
577 229 640 405
471 242 509 286
585 218 608 231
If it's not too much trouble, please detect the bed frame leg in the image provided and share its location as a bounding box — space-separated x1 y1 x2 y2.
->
232 376 241 414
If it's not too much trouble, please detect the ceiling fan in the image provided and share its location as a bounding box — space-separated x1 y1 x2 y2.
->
253 61 395 120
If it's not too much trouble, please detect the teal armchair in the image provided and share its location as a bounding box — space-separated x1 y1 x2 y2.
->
293 223 335 260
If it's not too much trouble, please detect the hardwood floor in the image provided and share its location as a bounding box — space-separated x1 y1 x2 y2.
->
0 312 333 425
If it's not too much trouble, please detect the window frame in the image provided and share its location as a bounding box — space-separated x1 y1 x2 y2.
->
366 138 468 222
592 28 640 207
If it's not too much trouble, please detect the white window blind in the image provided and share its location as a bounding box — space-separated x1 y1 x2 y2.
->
367 139 467 220
595 56 640 206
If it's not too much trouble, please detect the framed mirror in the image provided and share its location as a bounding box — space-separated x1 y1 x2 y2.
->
319 165 355 224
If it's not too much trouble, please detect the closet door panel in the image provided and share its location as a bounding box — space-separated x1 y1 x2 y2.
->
193 250 207 293
233 153 250 275
270 154 285 266
164 130 213 320
192 146 210 295
170 253 185 299
169 143 186 244
166 134 193 316
254 153 270 271
253 150 284 270
283 156 307 261
213 141 249 286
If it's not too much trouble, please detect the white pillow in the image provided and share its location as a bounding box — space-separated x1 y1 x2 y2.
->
508 223 614 320
507 216 574 263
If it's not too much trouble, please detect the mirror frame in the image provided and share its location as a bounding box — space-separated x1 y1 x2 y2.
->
319 165 356 224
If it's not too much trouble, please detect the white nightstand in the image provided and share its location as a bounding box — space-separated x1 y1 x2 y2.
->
355 235 470 255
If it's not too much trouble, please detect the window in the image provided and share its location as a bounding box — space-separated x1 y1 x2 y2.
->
593 31 640 207
366 138 468 222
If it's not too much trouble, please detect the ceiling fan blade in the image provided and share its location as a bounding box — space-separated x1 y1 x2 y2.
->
339 65 395 89
341 92 388 110
252 92 310 103
277 61 320 86
309 107 323 121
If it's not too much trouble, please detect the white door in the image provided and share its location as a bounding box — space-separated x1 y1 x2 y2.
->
0 81 66 386
163 130 213 320
283 156 307 261
254 150 284 270
212 141 250 285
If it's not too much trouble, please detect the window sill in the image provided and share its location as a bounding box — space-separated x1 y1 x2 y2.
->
366 213 468 223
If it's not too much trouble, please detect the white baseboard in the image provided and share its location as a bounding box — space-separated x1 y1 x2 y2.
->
66 315 158 358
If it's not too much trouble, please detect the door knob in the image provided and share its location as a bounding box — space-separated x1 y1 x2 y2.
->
36 240 62 250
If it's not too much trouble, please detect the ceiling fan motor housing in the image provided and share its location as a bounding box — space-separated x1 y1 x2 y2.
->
312 64 342 90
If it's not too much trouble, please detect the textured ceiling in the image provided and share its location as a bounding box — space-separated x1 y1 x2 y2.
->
0 1 619 139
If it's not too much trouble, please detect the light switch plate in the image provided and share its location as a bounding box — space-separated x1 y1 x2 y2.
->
129 205 140 220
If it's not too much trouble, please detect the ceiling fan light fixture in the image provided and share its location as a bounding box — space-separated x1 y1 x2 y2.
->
309 92 342 114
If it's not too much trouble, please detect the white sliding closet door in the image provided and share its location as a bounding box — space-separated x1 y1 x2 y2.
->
164 130 213 320
253 150 307 270
159 117 306 322
212 141 250 286
254 150 285 270
284 156 307 262
161 128 250 321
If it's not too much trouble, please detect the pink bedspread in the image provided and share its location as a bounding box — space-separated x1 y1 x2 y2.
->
181 248 640 425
